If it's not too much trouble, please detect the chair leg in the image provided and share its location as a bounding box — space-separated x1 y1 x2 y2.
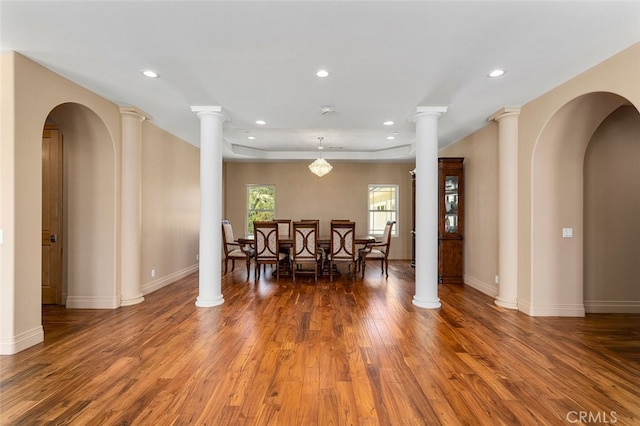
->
231 259 236 272
292 262 296 283
362 257 367 278
384 258 389 277
330 261 333 282
245 257 251 279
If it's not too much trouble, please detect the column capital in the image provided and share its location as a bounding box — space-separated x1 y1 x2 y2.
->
190 105 227 120
119 106 151 121
414 106 448 121
488 107 520 122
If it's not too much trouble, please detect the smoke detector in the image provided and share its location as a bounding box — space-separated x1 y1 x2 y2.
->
321 106 334 115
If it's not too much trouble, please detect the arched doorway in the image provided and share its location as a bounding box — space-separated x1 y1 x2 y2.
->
530 92 635 316
583 105 640 313
46 103 119 309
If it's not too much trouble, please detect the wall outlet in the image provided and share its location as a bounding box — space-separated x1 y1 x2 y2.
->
151 269 156 278
495 275 499 284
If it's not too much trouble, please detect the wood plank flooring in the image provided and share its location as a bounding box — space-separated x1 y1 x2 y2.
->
1 261 639 425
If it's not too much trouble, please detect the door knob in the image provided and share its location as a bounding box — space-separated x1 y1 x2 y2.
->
49 234 57 243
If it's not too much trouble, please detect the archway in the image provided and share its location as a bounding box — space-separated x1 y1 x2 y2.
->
583 105 640 313
48 103 119 308
530 92 631 316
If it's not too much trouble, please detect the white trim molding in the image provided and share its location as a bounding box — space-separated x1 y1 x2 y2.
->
518 299 585 317
0 326 44 355
142 264 199 296
464 274 499 298
584 300 640 314
66 296 120 309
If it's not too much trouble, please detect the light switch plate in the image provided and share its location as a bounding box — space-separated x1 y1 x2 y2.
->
562 228 573 238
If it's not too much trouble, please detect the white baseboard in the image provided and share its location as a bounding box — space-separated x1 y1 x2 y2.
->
0 326 44 355
584 300 640 313
463 274 498 297
518 300 585 317
142 264 199 295
66 296 120 309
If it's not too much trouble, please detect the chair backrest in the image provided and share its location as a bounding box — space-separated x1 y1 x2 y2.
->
221 220 235 255
253 221 280 261
274 219 292 237
293 221 318 261
330 221 356 261
380 220 396 254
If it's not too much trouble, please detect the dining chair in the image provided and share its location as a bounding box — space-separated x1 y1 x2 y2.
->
359 220 395 278
221 220 253 278
274 219 292 238
300 219 324 266
274 218 292 256
253 221 288 281
327 221 357 282
292 221 320 283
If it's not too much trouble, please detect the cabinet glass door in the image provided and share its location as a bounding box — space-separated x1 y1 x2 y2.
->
444 175 459 233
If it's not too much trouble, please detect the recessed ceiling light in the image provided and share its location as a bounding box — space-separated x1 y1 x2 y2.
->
142 69 159 78
387 136 395 140
255 120 266 125
248 136 256 140
316 69 329 78
488 69 505 78
383 121 394 126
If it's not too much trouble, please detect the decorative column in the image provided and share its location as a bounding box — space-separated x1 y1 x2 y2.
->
489 107 520 309
120 107 149 306
413 106 447 309
191 106 225 307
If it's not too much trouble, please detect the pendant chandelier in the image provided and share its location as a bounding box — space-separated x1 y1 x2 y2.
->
309 137 332 177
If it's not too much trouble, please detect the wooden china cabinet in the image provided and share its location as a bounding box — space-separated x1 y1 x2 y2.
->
438 158 464 284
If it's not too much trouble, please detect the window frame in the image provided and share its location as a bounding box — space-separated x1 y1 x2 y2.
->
246 184 276 235
367 184 398 236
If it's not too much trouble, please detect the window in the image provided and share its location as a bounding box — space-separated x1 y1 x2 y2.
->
368 185 398 236
247 185 275 234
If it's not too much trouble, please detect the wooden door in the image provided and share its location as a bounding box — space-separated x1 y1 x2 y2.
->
42 124 63 304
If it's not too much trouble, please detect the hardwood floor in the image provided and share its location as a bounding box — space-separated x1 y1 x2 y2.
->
1 261 639 425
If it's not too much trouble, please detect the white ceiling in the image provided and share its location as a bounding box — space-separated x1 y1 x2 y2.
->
2 1 639 161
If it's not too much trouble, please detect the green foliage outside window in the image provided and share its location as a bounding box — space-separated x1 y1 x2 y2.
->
368 185 398 236
247 185 275 234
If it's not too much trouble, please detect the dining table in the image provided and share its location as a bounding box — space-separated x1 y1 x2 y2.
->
236 234 377 277
236 234 376 247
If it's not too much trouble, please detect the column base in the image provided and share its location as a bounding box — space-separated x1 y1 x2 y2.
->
195 295 225 308
412 296 442 309
120 294 145 307
494 298 518 309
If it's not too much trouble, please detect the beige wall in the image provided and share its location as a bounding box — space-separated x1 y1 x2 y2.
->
0 52 200 354
439 124 499 296
1 52 122 352
584 105 640 311
141 123 200 293
440 42 640 315
223 161 415 259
